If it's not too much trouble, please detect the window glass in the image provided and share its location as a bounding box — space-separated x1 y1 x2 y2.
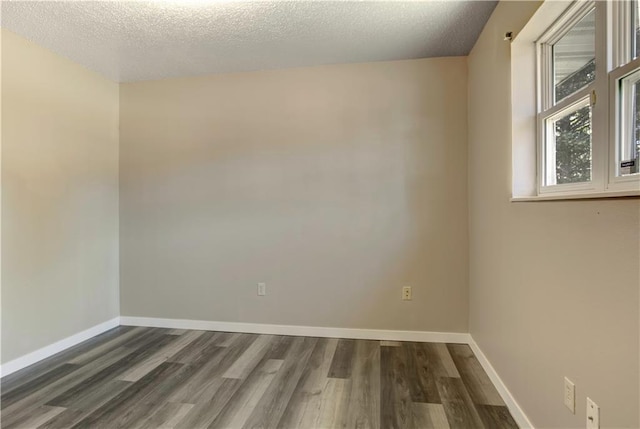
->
547 104 592 184
619 70 640 175
553 9 596 104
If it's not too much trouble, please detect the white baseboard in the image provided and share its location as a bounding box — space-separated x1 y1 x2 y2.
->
0 317 120 378
468 337 535 429
119 316 471 344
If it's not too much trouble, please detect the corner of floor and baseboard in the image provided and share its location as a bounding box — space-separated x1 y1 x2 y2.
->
0 317 121 378
468 337 535 429
0 315 534 428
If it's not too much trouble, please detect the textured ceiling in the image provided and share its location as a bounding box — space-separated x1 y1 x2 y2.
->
1 1 497 83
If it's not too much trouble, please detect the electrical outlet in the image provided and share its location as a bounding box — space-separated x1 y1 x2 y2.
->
564 377 575 413
586 397 600 429
402 286 412 301
257 282 266 296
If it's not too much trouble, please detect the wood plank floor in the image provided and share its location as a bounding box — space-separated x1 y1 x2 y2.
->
0 327 518 429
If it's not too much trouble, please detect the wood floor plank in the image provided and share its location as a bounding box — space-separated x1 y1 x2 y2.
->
437 377 485 429
70 362 184 428
67 380 132 411
1 337 164 427
380 341 402 347
434 343 461 378
45 334 178 408
36 381 133 429
242 337 318 429
447 344 505 406
476 404 519 429
66 327 148 365
135 402 194 429
209 359 283 429
167 334 256 404
314 378 352 428
121 328 174 348
165 360 225 406
118 330 204 381
263 335 294 360
346 340 380 429
222 335 274 379
167 332 219 365
103 338 228 428
412 403 450 429
427 343 455 378
327 339 355 379
0 344 143 427
173 378 242 429
216 333 242 347
36 409 84 429
1 364 80 410
277 338 338 428
3 405 66 429
380 345 413 429
1 327 133 395
404 342 441 404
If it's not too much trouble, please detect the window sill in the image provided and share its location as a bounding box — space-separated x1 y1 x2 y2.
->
511 189 640 202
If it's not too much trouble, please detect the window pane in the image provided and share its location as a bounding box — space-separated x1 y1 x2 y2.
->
553 9 596 104
547 104 592 185
618 70 640 175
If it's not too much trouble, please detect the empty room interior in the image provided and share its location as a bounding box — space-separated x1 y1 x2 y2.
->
1 0 639 428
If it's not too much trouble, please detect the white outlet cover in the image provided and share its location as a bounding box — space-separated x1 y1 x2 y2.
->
257 282 266 296
564 377 575 413
586 397 600 429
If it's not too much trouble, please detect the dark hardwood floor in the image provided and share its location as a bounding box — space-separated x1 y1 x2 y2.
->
0 326 518 428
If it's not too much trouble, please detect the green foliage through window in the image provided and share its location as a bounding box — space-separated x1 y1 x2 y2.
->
553 60 594 184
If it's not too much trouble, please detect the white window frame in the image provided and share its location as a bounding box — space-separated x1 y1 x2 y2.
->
610 59 640 187
512 0 640 201
536 1 607 196
607 0 640 190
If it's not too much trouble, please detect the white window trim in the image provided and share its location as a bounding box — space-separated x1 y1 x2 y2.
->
511 0 640 201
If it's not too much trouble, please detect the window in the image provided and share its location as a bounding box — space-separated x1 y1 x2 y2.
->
610 0 640 186
615 69 640 175
532 0 640 197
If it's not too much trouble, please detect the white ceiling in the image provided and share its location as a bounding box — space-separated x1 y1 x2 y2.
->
1 0 497 83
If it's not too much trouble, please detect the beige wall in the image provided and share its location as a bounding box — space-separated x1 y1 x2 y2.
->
119 58 469 333
468 2 640 428
1 30 120 363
